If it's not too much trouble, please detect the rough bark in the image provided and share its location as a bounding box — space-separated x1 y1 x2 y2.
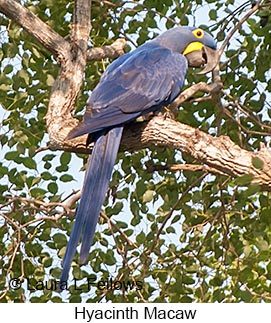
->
120 116 271 191
0 0 68 57
45 0 92 149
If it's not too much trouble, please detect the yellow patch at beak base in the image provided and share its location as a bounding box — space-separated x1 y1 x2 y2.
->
183 42 204 56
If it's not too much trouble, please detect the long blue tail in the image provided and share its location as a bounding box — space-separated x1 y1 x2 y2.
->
60 126 123 284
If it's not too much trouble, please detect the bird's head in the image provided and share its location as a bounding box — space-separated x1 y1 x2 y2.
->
155 26 218 74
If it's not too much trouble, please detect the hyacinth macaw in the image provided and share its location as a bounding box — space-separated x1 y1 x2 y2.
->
60 26 217 284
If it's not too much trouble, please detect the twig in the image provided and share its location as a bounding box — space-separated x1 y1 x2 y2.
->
170 82 221 110
100 212 138 248
146 162 226 176
218 1 264 59
147 173 207 255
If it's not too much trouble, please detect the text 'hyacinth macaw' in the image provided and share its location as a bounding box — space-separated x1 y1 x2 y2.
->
60 26 218 285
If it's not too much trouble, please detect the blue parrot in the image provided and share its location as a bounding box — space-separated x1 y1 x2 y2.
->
60 26 217 284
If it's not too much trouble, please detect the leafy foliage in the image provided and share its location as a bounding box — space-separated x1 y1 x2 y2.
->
0 0 271 302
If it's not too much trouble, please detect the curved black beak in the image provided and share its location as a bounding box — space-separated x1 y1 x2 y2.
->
198 46 218 74
186 46 218 74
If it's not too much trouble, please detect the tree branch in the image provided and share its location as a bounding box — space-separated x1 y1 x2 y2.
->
45 0 92 147
87 38 126 60
218 0 265 59
0 0 69 57
170 80 222 109
121 116 271 191
47 110 271 191
47 80 223 153
0 0 126 61
146 162 226 176
44 1 126 148
0 0 126 155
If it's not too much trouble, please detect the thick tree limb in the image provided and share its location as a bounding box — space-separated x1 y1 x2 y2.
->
45 0 92 146
121 116 271 191
0 0 68 57
0 0 126 149
52 110 271 191
54 79 223 153
0 0 126 61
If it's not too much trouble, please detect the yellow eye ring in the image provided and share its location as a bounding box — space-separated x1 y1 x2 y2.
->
192 28 204 39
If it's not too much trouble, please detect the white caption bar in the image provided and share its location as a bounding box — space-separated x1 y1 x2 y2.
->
1 303 270 323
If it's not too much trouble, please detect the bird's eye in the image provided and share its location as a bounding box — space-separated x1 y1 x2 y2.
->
192 28 204 39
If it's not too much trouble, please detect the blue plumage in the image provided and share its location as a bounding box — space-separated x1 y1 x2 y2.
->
68 45 187 138
60 26 217 285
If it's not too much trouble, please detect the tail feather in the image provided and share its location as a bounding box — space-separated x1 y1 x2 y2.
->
60 126 123 284
79 126 123 263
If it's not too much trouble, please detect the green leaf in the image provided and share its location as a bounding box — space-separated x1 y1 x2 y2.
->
60 174 74 182
22 157 37 170
42 154 56 162
104 249 116 266
3 64 13 74
115 221 128 229
234 174 254 186
30 188 47 198
209 9 217 20
48 182 58 194
5 151 20 161
41 171 56 181
136 231 145 244
60 152 71 165
252 157 264 169
166 226 175 234
53 233 67 248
